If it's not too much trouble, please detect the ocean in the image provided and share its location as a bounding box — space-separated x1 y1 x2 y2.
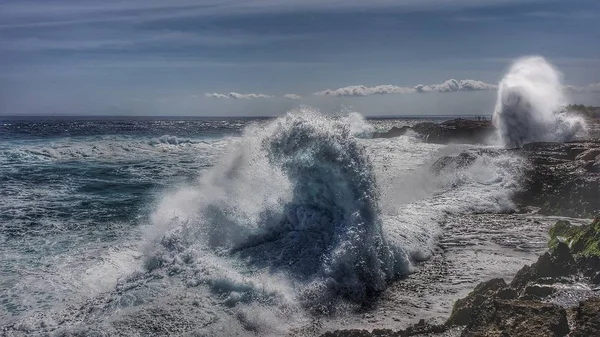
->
0 110 577 336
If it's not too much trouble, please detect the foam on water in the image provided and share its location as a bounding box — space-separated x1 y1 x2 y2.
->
341 110 375 137
492 56 587 148
371 140 525 266
0 135 228 163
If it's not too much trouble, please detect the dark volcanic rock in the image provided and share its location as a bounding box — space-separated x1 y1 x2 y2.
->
591 271 600 284
510 242 576 290
321 330 374 337
462 300 569 337
523 284 555 298
446 278 508 326
423 119 495 145
372 118 495 145
321 216 600 337
514 139 600 217
372 126 411 138
319 320 448 337
571 297 600 337
430 152 479 174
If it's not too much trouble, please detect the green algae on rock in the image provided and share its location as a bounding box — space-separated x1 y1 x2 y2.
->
548 217 600 258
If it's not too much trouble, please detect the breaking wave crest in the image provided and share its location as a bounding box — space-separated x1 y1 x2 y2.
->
492 56 586 148
146 108 408 311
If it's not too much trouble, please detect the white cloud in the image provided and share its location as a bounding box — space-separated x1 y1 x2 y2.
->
588 83 600 92
205 92 273 99
199 81 600 101
315 79 498 97
314 85 415 97
563 83 600 93
415 79 498 93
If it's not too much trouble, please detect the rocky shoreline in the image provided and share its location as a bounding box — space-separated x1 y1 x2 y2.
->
372 119 496 145
320 119 600 337
514 139 600 218
321 218 600 337
375 118 600 218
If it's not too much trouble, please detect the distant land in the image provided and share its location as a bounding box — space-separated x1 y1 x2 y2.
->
568 104 600 119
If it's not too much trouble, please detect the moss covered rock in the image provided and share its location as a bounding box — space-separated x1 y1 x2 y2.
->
548 220 582 249
548 217 600 258
571 297 600 337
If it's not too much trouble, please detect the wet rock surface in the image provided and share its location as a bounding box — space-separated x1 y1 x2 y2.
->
446 218 600 336
445 279 507 326
430 152 479 174
320 320 450 337
375 120 600 218
571 297 600 337
463 299 569 337
510 242 576 289
372 119 495 145
434 139 600 218
514 139 600 218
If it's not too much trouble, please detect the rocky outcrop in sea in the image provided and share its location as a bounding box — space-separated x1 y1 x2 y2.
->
372 119 496 145
514 139 600 217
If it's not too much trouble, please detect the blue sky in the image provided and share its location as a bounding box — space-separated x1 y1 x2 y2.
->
1 0 599 116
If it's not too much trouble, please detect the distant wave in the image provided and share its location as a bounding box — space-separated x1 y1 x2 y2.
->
147 135 197 145
492 56 586 148
1 135 218 162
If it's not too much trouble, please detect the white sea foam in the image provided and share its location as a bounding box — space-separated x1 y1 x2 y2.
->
341 110 375 137
0 135 229 164
492 56 587 148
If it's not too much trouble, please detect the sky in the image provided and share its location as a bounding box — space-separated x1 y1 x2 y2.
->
1 0 599 116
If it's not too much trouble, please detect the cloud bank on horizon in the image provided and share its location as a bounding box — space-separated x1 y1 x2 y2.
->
314 79 498 97
204 79 600 100
283 94 303 100
205 93 274 99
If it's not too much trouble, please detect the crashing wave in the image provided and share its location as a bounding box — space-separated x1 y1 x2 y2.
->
146 108 408 308
492 56 586 148
340 111 375 137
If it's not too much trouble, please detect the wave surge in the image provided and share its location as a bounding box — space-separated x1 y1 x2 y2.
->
146 108 407 310
492 56 586 148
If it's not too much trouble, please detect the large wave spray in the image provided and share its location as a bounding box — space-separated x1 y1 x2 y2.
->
492 56 586 148
146 108 408 312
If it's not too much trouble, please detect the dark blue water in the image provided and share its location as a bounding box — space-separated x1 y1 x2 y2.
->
0 118 263 319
